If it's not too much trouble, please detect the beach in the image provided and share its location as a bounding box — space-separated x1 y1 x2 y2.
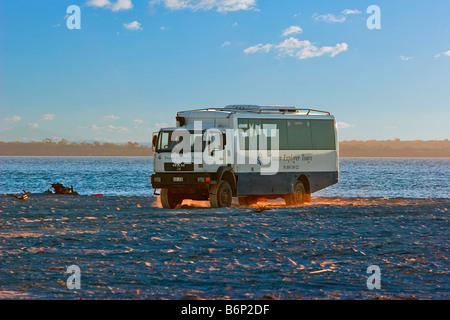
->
0 194 448 300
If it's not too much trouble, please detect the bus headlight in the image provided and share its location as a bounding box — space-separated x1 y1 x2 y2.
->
152 177 161 183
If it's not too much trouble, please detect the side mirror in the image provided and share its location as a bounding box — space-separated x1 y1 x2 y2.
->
152 133 158 149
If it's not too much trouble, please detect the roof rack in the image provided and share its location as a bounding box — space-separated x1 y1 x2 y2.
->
179 105 330 115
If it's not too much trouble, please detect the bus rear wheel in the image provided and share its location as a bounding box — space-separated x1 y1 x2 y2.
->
285 181 306 206
160 188 183 209
210 181 233 208
238 196 259 207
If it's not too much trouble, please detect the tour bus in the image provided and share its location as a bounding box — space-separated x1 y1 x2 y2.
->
151 105 339 208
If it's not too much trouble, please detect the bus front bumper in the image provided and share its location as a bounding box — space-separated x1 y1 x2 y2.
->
150 173 217 189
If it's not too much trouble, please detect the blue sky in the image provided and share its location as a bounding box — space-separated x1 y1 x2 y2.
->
1 0 449 143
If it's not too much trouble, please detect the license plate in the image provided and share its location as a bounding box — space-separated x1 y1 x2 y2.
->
173 177 183 182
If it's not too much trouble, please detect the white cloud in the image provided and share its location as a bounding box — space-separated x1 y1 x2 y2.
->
86 0 133 11
149 0 258 13
106 125 129 132
341 9 362 15
276 37 310 56
40 114 55 121
245 36 348 60
86 0 111 8
232 22 238 27
4 115 22 122
434 50 450 59
313 13 346 23
28 122 39 129
296 42 348 60
123 21 142 31
87 123 129 132
88 124 102 131
313 9 361 24
400 55 412 61
133 119 144 125
337 121 354 129
244 43 273 54
281 25 303 37
103 115 120 121
222 41 231 47
111 0 133 11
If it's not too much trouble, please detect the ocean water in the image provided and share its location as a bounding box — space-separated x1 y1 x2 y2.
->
0 156 449 198
1 157 449 300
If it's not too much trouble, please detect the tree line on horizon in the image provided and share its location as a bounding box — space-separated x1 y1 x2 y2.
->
0 138 449 157
0 139 153 156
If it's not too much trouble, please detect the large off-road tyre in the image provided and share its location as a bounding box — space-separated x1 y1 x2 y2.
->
160 188 183 209
284 181 306 206
209 181 233 208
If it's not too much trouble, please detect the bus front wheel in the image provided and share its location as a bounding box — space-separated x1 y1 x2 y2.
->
210 181 233 208
160 188 183 209
285 181 306 206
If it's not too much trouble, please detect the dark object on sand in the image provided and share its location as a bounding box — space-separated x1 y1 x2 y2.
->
254 205 270 213
50 183 79 195
7 190 31 200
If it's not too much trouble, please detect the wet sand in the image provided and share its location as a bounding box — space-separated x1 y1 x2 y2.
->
0 194 448 299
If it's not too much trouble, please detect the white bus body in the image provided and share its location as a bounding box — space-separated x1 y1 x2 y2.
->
151 105 339 208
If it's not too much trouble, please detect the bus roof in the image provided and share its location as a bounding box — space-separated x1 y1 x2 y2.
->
178 105 331 116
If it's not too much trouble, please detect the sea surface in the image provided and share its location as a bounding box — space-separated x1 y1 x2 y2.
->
0 157 449 198
1 157 449 300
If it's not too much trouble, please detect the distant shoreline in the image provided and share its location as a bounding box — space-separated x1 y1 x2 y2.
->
1 139 449 157
1 156 449 159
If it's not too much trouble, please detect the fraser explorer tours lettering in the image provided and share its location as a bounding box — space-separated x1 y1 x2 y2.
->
181 304 215 317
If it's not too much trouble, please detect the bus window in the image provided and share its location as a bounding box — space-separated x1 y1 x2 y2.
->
248 119 261 150
311 120 335 150
238 119 249 130
157 131 171 151
262 119 288 151
287 120 312 150
237 119 261 150
238 119 248 150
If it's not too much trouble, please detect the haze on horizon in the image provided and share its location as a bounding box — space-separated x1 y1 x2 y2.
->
1 1 449 143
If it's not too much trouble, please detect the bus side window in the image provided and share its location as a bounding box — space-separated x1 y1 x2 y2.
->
248 119 261 150
287 120 312 150
262 120 288 150
238 119 249 150
311 120 335 150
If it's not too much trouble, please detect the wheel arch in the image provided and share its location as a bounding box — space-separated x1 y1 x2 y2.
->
216 166 237 196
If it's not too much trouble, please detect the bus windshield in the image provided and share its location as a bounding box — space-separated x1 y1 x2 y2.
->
155 130 204 153
156 130 226 153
